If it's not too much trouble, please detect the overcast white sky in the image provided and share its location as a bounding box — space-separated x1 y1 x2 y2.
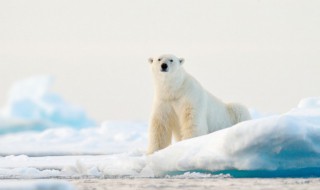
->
0 0 320 122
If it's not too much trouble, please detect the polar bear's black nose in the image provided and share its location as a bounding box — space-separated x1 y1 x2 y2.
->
161 63 168 71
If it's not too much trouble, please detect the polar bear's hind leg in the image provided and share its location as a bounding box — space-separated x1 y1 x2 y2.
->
227 103 251 124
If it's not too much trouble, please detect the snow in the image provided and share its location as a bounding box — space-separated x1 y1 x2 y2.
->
147 110 320 177
0 180 75 190
0 153 147 178
164 172 231 179
67 178 320 190
1 76 320 178
0 121 148 156
0 76 95 134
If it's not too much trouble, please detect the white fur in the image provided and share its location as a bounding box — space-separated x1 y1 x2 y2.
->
147 54 251 154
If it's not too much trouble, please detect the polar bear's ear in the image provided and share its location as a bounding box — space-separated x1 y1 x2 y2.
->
148 58 153 64
179 58 184 65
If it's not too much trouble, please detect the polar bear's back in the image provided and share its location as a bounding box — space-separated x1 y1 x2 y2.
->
205 92 251 133
226 103 251 124
205 92 234 132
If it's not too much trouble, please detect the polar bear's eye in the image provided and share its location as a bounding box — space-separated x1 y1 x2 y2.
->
158 58 161 62
170 59 173 63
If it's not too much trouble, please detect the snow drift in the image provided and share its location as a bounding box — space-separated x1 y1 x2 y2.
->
146 104 320 177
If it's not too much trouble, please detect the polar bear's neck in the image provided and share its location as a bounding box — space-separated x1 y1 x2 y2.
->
153 69 187 101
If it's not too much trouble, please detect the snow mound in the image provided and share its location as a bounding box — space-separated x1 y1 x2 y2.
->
0 76 95 134
147 114 320 176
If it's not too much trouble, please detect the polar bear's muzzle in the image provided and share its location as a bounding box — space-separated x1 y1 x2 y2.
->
161 63 168 72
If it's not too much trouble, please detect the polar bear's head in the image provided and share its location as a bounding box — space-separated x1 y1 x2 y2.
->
148 54 184 75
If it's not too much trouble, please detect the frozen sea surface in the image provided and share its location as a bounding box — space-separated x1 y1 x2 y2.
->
69 178 320 190
2 178 320 190
0 179 75 190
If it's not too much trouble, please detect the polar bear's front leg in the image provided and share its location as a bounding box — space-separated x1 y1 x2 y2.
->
180 103 207 140
147 106 172 155
180 104 196 140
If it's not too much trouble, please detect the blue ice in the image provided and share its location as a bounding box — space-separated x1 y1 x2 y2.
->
0 76 95 134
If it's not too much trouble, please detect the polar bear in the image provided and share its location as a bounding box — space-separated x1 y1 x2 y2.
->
147 54 251 154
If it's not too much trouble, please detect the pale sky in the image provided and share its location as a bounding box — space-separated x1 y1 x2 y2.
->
0 0 320 122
